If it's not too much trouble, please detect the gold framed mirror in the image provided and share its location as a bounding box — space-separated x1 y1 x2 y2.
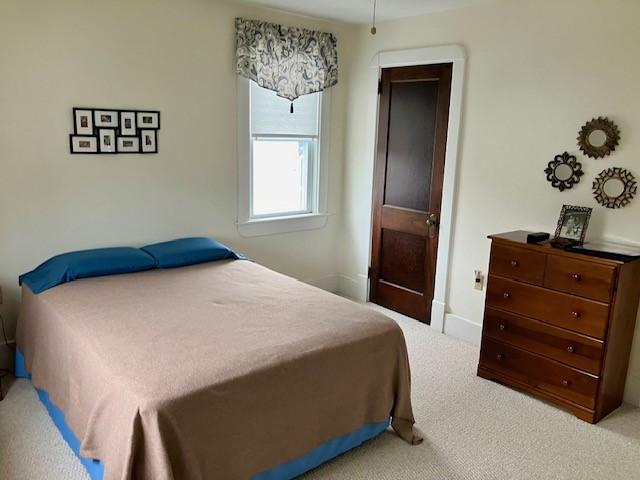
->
577 117 620 159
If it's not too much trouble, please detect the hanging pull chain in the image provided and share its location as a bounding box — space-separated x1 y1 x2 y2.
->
371 0 377 35
290 102 294 114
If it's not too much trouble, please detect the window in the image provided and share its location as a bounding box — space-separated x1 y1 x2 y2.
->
237 79 330 236
250 82 320 218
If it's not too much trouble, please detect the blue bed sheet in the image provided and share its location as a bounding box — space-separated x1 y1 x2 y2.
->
15 349 389 480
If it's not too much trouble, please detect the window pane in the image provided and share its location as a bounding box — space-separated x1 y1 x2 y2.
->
252 139 313 216
251 82 319 136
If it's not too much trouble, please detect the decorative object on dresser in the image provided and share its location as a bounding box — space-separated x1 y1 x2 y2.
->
69 107 160 154
552 205 592 246
526 232 550 244
577 116 620 159
478 231 640 423
544 152 583 191
593 167 637 209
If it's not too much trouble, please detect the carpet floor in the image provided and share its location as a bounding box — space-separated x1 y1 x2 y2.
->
1 304 639 479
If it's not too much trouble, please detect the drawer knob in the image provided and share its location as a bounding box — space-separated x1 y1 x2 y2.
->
510 260 519 267
571 311 581 319
562 379 571 388
496 354 504 361
503 292 511 299
571 273 582 282
567 346 575 353
499 324 506 331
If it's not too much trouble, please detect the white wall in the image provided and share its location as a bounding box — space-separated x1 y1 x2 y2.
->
338 0 640 405
0 0 349 339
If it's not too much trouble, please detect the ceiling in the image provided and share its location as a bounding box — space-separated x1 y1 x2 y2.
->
234 0 489 24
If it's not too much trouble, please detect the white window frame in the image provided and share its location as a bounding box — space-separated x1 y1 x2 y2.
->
237 77 330 237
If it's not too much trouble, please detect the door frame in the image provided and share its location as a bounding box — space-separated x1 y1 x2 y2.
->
365 45 466 333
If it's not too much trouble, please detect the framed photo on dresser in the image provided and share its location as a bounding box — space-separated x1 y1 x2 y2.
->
553 205 592 246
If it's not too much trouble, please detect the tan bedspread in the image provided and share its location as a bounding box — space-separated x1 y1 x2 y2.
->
17 260 421 480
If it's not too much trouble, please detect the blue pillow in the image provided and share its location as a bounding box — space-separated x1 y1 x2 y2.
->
141 237 240 268
19 247 157 294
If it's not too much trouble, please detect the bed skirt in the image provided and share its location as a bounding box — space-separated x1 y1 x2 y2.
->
15 348 389 480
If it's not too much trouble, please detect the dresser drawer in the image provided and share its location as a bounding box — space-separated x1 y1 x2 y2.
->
479 338 599 409
483 307 604 374
544 256 616 302
490 243 546 286
486 275 610 339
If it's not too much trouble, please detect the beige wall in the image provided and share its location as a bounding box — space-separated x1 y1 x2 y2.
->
338 0 640 404
0 0 349 338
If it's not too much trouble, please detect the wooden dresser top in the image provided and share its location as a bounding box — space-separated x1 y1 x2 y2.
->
488 231 638 266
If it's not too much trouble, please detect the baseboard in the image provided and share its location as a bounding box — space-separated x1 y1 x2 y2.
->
443 314 482 346
304 275 340 293
623 374 640 407
337 274 368 302
430 300 446 333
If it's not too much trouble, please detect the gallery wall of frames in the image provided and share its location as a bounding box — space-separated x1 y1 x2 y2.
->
69 108 160 154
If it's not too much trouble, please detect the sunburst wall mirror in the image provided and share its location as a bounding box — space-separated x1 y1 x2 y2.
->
577 117 620 159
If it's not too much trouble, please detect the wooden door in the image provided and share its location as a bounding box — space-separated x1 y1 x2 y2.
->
369 64 452 322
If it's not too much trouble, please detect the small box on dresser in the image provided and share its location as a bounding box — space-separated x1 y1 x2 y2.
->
477 231 640 423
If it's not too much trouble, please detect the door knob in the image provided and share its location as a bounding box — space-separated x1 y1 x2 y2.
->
426 213 439 238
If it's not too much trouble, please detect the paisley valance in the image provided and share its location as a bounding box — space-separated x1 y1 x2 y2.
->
235 18 338 103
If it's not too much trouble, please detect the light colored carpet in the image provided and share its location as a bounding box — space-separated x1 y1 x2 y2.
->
1 304 639 479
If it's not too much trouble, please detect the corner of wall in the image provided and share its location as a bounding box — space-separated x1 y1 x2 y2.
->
337 274 368 301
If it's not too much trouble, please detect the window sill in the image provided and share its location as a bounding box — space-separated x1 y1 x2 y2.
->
237 213 329 237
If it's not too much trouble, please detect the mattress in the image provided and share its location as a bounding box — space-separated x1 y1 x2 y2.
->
16 259 421 479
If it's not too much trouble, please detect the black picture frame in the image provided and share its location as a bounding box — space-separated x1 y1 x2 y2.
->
140 130 158 154
553 205 592 246
116 136 140 153
69 135 99 154
98 129 117 153
119 111 137 136
136 111 161 129
69 107 160 154
73 108 95 135
94 109 119 128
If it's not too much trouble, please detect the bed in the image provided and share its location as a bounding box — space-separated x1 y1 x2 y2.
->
15 239 421 480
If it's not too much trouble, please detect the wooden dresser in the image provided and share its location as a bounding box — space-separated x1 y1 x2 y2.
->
478 231 640 423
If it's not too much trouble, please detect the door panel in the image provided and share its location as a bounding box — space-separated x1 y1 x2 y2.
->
370 64 452 322
380 230 426 293
384 81 439 211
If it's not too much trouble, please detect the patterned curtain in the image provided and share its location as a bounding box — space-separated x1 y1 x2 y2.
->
235 18 338 104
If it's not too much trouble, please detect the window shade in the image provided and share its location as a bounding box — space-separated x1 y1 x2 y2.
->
250 81 319 137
